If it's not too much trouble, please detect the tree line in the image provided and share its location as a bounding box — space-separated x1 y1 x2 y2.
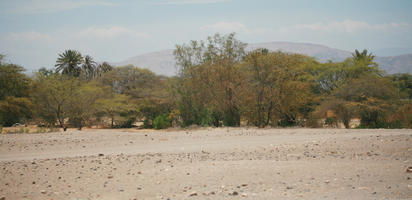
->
1 33 411 130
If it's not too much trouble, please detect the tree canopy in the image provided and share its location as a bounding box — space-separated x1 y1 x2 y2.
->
0 33 411 129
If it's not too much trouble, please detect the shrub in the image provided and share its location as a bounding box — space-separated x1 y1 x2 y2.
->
119 116 136 128
143 118 153 129
199 109 219 127
324 117 338 127
153 113 171 129
36 127 46 133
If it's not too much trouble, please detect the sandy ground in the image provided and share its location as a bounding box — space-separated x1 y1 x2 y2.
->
0 128 411 200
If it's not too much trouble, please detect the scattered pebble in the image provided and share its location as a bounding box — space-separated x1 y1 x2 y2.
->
406 167 412 173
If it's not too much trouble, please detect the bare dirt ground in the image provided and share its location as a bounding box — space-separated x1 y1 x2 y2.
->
0 128 411 200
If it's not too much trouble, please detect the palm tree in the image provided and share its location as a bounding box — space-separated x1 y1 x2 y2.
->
352 49 376 66
96 62 114 77
55 50 83 77
81 55 97 80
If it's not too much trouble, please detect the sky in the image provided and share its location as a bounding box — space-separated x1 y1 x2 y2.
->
1 0 412 72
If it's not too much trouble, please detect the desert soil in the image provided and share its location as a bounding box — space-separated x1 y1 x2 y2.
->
0 128 411 200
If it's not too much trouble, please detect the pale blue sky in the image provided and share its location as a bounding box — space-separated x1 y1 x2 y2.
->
1 0 412 72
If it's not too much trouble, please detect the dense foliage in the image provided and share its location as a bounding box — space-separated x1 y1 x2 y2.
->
0 33 411 129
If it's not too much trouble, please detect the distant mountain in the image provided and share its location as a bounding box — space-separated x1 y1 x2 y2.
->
114 42 412 76
375 54 412 74
114 50 177 76
247 42 352 62
373 47 412 57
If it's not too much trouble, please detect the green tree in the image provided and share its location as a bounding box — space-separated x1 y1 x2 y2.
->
174 32 246 77
0 63 31 100
320 75 397 128
96 93 131 128
242 50 314 127
0 96 33 126
173 33 246 126
0 55 33 126
67 81 104 129
55 50 83 77
306 60 381 95
387 73 412 99
99 65 173 128
100 65 159 97
32 74 79 129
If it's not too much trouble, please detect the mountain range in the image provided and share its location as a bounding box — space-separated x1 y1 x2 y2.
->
114 42 412 76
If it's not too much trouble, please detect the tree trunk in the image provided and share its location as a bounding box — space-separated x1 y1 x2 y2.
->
111 116 114 128
265 101 273 126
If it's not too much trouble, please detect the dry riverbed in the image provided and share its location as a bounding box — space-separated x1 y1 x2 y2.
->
0 128 411 199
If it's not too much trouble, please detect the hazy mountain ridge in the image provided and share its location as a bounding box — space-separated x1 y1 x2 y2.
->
114 42 412 76
375 54 412 74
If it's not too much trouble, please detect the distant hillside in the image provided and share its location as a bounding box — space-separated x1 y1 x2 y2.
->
375 54 412 74
114 50 177 76
247 42 352 62
114 42 412 76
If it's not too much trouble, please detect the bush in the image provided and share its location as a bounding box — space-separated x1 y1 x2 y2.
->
36 127 46 133
153 113 171 129
119 117 136 128
143 118 153 129
278 119 297 127
325 117 338 127
199 109 222 127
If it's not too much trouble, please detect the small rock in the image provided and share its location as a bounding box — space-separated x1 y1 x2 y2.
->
406 167 412 173
286 186 294 190
107 176 113 179
98 153 104 157
189 192 197 196
230 191 238 196
241 193 248 197
40 190 46 194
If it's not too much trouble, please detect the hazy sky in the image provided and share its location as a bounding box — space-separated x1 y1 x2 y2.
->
1 0 412 72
